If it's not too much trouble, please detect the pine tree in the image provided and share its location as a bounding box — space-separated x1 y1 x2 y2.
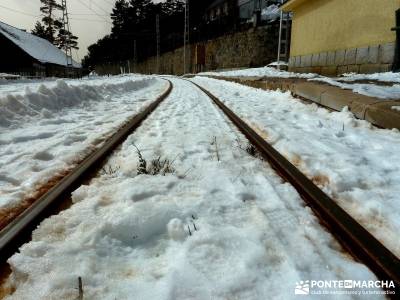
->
31 21 47 39
111 0 130 35
39 0 63 43
56 28 79 50
162 0 184 16
33 0 79 50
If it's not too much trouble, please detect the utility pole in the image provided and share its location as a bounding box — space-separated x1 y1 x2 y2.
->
156 14 160 74
61 0 73 69
277 0 283 70
133 39 137 73
183 0 190 74
277 0 289 70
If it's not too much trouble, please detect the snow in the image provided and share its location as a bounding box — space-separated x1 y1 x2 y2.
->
192 76 400 258
0 73 20 79
0 75 168 208
200 66 317 78
310 77 400 100
4 78 381 299
0 21 81 68
392 106 400 111
267 61 288 67
200 67 400 99
339 72 400 83
261 4 281 22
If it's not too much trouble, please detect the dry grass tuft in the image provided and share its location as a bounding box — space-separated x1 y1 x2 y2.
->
133 144 175 176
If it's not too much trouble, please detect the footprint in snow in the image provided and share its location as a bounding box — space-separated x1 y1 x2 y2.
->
33 151 54 161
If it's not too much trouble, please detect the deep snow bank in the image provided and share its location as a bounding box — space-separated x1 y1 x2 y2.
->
0 78 156 128
0 76 166 208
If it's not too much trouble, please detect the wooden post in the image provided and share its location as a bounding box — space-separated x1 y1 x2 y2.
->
78 277 83 300
391 9 400 71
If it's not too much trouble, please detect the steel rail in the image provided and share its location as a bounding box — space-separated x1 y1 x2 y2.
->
188 79 400 295
0 79 173 262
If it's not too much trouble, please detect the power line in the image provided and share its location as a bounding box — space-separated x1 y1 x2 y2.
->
87 0 110 16
0 4 39 18
0 3 110 25
76 0 110 23
70 17 111 23
99 0 115 6
69 13 109 16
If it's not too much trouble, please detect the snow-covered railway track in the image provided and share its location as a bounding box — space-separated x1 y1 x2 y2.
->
1 77 398 298
187 79 400 294
0 80 172 264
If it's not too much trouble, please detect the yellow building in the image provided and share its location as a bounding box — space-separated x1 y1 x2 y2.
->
282 0 399 75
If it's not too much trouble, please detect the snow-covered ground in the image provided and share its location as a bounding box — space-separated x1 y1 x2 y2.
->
340 72 400 83
200 66 316 79
310 77 400 99
192 76 400 258
200 67 400 99
4 78 381 299
0 75 168 208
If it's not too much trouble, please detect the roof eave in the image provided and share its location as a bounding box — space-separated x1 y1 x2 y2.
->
281 0 308 11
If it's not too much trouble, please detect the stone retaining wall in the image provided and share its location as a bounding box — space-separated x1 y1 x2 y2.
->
95 24 279 76
288 42 395 76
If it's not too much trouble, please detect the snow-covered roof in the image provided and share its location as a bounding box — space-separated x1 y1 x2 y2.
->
0 21 81 68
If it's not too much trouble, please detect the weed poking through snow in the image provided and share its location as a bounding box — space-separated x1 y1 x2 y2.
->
134 144 148 175
133 143 175 176
101 164 120 175
245 144 257 157
78 277 83 300
211 136 220 161
148 157 175 175
236 139 259 158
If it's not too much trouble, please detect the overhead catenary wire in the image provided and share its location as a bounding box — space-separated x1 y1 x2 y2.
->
99 0 115 6
76 0 111 23
69 13 110 16
70 17 111 23
87 0 110 16
0 3 111 24
0 4 40 17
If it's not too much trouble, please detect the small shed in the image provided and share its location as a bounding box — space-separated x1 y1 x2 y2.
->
282 0 398 75
0 21 81 78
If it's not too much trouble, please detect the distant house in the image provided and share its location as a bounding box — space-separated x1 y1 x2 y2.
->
0 21 81 78
238 0 281 22
205 0 281 25
204 0 237 26
282 0 399 75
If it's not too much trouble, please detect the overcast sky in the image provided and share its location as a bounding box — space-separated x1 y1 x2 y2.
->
0 0 121 62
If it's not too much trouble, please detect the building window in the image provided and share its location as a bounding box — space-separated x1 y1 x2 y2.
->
239 0 254 20
216 6 221 17
223 2 229 15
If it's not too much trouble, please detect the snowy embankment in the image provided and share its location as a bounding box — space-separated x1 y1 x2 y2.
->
200 66 316 79
193 76 400 257
339 72 400 83
4 78 380 299
310 77 400 99
0 75 167 208
200 67 400 99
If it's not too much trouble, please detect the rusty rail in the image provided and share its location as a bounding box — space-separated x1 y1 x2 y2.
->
188 79 400 296
0 79 173 262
